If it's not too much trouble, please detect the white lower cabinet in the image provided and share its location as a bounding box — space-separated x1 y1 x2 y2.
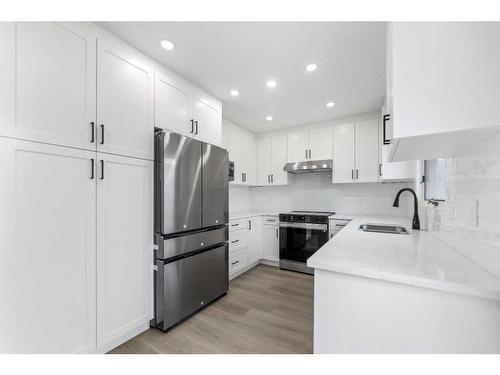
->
247 217 263 264
228 215 274 279
0 138 96 353
262 219 279 262
96 153 153 351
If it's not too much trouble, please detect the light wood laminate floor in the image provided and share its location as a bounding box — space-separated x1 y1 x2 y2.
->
110 264 314 354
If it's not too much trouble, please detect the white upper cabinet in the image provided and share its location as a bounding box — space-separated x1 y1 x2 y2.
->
388 22 500 161
0 138 96 353
96 153 153 351
332 124 356 183
355 119 379 183
256 136 272 185
154 70 222 147
227 119 256 185
154 70 192 136
257 134 288 186
97 33 154 160
308 127 333 160
287 130 309 162
379 108 416 181
0 22 97 150
192 91 222 146
287 127 332 162
332 119 379 183
270 134 288 185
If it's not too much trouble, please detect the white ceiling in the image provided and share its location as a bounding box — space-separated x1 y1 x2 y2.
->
98 22 387 133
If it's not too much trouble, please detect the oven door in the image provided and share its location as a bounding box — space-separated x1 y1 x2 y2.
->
279 222 329 263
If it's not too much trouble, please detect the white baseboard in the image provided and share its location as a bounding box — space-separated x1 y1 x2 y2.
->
259 258 279 267
94 321 150 354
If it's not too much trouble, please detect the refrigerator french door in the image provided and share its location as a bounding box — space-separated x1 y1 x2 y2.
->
154 130 229 331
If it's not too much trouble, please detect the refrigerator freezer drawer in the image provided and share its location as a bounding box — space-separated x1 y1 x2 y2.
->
156 226 228 260
155 244 229 331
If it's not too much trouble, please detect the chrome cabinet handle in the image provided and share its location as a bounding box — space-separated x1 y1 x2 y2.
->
90 122 95 143
308 149 312 158
100 124 104 145
351 169 354 180
379 164 382 176
190 119 194 133
305 149 308 159
248 220 251 230
276 228 278 238
231 260 239 265
356 169 359 179
271 174 274 183
231 223 239 227
100 160 104 180
90 158 94 179
195 120 199 135
231 240 239 244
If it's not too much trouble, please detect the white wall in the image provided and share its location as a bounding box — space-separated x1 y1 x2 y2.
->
230 173 412 216
420 132 500 278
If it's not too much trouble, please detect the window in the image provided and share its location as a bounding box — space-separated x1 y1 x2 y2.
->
424 159 446 203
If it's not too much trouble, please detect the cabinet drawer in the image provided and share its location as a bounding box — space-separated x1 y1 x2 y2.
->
229 218 248 231
229 249 247 274
229 229 248 252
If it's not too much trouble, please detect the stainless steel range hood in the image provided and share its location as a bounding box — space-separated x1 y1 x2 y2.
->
283 159 333 174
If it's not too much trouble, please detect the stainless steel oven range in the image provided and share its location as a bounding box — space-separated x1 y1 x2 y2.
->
279 211 335 274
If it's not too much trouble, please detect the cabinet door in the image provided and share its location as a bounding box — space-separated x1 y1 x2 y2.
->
193 95 221 146
221 120 230 151
380 144 416 181
256 136 272 185
262 224 279 262
97 153 153 350
154 70 192 137
356 119 380 183
287 130 309 162
309 127 332 160
247 217 263 264
271 134 288 185
97 35 154 160
229 124 243 184
0 138 96 353
241 132 256 185
332 124 355 183
0 22 96 150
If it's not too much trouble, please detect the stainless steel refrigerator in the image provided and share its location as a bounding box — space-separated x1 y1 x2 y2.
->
153 129 229 331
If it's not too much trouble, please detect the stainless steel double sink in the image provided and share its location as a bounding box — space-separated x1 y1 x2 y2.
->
359 223 409 235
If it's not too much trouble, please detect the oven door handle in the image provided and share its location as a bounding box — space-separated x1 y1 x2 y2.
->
279 222 328 231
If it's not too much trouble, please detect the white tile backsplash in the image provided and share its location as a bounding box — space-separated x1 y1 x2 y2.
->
230 172 413 216
422 132 500 278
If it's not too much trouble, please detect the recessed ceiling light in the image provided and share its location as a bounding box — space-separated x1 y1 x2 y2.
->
160 40 175 50
266 116 273 121
230 90 239 96
306 63 318 72
266 80 277 88
326 102 335 108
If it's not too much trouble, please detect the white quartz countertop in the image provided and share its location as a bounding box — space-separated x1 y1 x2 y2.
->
229 210 279 220
307 214 500 301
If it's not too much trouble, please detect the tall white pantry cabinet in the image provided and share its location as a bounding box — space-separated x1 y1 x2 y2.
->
0 22 155 353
